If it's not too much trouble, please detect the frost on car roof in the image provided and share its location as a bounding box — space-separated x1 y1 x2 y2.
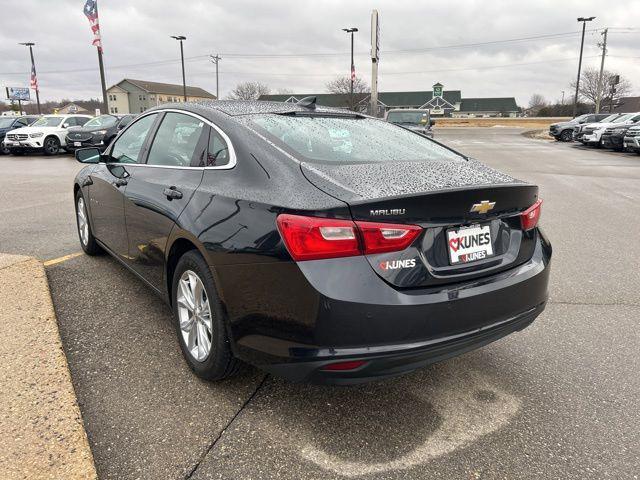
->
189 100 350 116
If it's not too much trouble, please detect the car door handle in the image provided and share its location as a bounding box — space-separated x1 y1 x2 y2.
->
114 178 128 187
163 187 183 200
81 176 93 187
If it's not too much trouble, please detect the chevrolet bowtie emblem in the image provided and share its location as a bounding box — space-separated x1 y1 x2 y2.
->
470 200 496 214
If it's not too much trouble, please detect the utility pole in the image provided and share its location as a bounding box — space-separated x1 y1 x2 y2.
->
595 28 608 113
573 16 595 117
171 35 187 101
19 42 41 114
342 27 358 110
561 91 565 105
210 54 221 99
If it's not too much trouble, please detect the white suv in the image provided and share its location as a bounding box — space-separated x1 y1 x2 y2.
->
581 112 640 147
4 114 92 155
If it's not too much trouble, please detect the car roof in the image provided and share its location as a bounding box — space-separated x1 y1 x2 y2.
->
159 100 354 117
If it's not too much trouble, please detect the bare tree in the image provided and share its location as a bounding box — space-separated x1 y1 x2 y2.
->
569 67 632 108
527 93 547 115
227 81 271 100
325 76 370 110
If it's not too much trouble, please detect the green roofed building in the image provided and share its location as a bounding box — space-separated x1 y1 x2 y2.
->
259 82 520 118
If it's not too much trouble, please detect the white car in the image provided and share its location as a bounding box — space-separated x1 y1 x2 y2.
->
4 114 92 155
581 112 640 147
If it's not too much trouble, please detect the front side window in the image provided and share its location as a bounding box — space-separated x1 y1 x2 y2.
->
64 117 77 127
146 112 206 167
110 113 157 164
250 114 462 164
74 117 90 126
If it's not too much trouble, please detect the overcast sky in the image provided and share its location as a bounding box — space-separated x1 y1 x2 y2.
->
1 0 638 106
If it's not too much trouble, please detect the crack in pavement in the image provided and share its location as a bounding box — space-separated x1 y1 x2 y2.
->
184 373 269 479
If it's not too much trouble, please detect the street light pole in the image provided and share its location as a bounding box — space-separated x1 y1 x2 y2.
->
342 27 358 110
595 28 608 113
210 54 221 99
573 16 595 117
171 35 187 101
19 42 41 114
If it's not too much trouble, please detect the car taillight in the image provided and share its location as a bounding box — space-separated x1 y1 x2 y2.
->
276 214 360 261
355 221 422 254
276 214 422 261
520 199 542 231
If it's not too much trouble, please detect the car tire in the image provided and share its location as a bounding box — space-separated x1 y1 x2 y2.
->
172 250 242 381
0 144 9 155
75 189 102 255
43 136 60 156
560 130 573 142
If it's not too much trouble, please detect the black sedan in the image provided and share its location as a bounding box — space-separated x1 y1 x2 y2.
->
73 101 551 384
65 114 135 152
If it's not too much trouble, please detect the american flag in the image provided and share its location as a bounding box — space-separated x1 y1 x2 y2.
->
83 0 103 51
30 61 39 92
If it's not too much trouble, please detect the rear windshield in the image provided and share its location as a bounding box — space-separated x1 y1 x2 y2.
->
249 114 462 164
386 111 430 125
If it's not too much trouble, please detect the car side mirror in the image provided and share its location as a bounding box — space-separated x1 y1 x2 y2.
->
62 123 69 129
117 123 126 130
75 147 102 164
429 120 435 127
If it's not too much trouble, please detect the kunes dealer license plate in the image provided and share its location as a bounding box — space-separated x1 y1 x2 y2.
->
447 224 494 265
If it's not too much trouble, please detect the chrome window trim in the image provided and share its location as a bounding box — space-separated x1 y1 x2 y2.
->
109 108 237 170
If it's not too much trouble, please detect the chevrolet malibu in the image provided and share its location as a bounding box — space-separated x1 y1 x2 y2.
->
73 100 551 384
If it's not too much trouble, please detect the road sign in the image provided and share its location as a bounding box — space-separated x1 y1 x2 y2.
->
6 87 30 101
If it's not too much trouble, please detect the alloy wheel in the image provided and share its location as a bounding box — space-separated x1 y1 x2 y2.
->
177 270 213 362
45 138 59 154
76 197 89 246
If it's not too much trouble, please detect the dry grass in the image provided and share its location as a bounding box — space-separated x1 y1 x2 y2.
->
433 117 570 129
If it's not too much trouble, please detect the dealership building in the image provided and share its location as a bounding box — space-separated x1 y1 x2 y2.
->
106 79 216 114
260 83 520 118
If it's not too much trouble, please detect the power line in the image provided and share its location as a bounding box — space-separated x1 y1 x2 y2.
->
0 29 604 76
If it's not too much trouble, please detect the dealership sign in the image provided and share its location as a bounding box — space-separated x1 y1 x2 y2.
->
6 87 30 101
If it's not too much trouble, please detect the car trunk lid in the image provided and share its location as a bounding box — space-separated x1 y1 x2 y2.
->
301 159 539 288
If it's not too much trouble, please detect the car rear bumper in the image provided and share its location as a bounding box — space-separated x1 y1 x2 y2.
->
256 302 544 384
222 229 551 384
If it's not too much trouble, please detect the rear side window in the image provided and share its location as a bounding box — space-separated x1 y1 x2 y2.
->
250 115 462 164
192 127 230 167
146 112 207 167
110 113 157 164
75 117 90 126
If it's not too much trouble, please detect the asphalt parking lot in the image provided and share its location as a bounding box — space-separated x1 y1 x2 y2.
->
3 128 639 479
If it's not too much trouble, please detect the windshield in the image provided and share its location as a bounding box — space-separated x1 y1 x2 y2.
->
249 114 462 164
84 115 117 128
612 113 633 123
0 118 16 128
600 114 620 123
386 111 430 125
32 116 63 127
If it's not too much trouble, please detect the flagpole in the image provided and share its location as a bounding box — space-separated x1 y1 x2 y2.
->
19 42 41 114
97 47 108 113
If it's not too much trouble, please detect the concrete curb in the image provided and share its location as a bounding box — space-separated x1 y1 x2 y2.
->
0 253 97 479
